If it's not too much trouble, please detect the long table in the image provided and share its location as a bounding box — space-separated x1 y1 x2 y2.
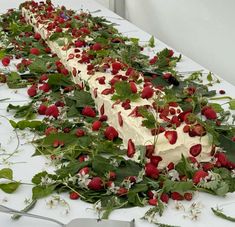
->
0 1 235 227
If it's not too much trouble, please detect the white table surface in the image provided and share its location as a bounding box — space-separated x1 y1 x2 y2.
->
0 1 235 227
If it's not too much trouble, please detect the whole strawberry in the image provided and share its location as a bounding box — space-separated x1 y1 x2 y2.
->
88 177 103 191
1 56 10 67
104 126 119 140
82 106 96 117
193 170 208 184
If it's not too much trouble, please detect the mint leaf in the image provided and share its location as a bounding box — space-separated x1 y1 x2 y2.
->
0 168 13 180
162 179 194 194
175 155 195 178
210 103 224 113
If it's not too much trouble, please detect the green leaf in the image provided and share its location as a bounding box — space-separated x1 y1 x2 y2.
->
32 171 51 185
0 49 6 59
219 135 235 162
9 120 45 130
0 182 20 193
7 103 35 120
138 106 156 129
207 72 213 82
28 58 48 74
148 35 155 48
32 185 56 200
73 90 94 108
48 73 74 88
111 81 140 101
0 168 13 180
229 99 235 110
162 179 194 194
175 155 195 179
212 207 235 222
214 181 229 196
209 103 224 113
92 156 115 176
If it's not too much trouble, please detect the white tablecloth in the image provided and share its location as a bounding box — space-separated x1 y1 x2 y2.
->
0 1 235 227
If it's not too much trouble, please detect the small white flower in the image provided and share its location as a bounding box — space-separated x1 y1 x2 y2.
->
77 172 90 188
40 175 56 186
168 169 180 181
231 170 235 178
107 182 120 194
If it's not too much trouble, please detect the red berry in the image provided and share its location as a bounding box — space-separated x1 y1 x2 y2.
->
171 116 181 127
82 106 96 117
38 104 47 115
88 177 103 191
148 198 157 206
39 74 48 83
92 120 102 131
104 126 119 140
34 32 41 40
39 83 51 92
108 171 116 181
92 43 102 51
203 162 214 171
215 152 228 167
118 111 123 127
112 62 122 71
168 49 174 57
204 108 217 120
160 193 169 204
45 127 57 136
193 170 208 184
145 144 155 158
69 192 80 200
171 192 183 201
164 131 178 144
1 57 10 66
117 187 128 196
76 129 85 137
189 144 202 157
167 162 175 171
79 167 89 175
192 124 206 136
45 105 59 118
184 192 193 201
30 48 40 55
150 156 162 166
99 115 108 122
145 163 159 179
129 81 137 93
27 85 37 97
183 125 190 133
219 90 225 94
141 86 154 99
127 139 136 158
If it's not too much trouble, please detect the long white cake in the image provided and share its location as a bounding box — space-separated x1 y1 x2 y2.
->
21 2 212 168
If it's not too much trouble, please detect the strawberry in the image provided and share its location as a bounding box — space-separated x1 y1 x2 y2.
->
150 156 162 166
167 162 175 171
193 170 208 184
88 177 103 191
145 163 159 179
189 144 202 157
45 105 59 118
183 125 190 133
101 88 114 95
164 131 178 144
104 126 119 140
79 167 89 175
149 56 158 65
145 144 155 158
219 90 225 95
168 49 174 57
163 73 172 80
108 171 116 181
171 116 181 127
100 104 105 115
184 192 193 201
171 192 183 201
34 32 41 40
39 74 48 83
75 40 85 48
75 129 85 137
1 56 10 66
203 162 214 171
112 62 122 71
69 192 80 200
92 120 102 131
39 83 51 92
93 88 98 98
160 193 169 204
38 104 47 115
215 152 228 167
30 48 40 55
118 111 123 127
92 43 102 51
204 108 217 120
96 76 106 85
117 187 128 196
45 127 57 136
99 115 108 122
129 81 137 93
141 86 154 99
148 198 157 206
27 84 37 97
192 124 206 136
127 139 136 157
61 68 69 76
82 106 96 117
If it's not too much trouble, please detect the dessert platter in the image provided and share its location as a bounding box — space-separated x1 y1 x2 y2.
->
0 1 235 226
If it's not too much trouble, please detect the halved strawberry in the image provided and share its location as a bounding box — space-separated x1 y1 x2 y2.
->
189 144 202 157
118 111 123 127
127 139 136 157
164 131 178 144
129 81 137 93
193 170 208 184
141 86 154 99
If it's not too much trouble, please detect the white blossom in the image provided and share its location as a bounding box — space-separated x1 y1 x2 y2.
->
168 169 180 181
